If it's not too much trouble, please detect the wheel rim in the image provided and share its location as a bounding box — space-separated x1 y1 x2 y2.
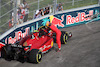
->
64 34 68 44
65 35 68 42
36 51 42 63
38 54 41 59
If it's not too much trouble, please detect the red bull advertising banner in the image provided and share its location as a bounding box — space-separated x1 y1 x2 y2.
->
0 5 100 47
48 10 93 27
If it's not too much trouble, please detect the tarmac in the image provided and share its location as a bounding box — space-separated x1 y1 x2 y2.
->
0 20 100 67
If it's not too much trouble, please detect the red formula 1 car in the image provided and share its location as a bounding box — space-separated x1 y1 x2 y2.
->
1 26 72 63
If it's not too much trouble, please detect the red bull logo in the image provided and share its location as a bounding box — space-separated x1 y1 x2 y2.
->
66 10 93 24
50 15 64 27
5 27 30 44
49 10 93 27
67 13 80 24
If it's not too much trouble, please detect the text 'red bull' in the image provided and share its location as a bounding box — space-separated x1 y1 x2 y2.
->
5 27 30 44
66 10 93 24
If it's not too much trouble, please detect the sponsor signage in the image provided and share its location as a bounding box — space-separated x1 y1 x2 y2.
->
0 6 100 45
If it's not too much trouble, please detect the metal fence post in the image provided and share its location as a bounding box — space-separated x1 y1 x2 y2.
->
13 0 17 27
17 0 20 6
99 0 100 5
38 0 39 10
10 0 13 21
72 0 74 6
53 0 57 14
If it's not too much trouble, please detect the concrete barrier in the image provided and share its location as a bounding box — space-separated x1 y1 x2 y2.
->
0 4 100 45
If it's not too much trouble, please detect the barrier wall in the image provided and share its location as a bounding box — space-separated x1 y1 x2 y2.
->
0 5 100 45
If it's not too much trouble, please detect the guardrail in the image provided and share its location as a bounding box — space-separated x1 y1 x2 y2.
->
0 0 99 35
0 4 100 45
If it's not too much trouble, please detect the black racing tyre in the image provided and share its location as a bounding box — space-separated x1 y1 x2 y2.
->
61 31 68 44
28 49 42 63
1 46 12 60
1 46 7 58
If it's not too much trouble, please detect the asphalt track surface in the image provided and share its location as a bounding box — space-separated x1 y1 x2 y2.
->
0 20 100 67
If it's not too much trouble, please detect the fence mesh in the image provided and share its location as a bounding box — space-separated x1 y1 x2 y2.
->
0 0 13 35
0 0 99 35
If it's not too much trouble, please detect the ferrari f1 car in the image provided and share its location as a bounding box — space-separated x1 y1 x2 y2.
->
1 26 72 63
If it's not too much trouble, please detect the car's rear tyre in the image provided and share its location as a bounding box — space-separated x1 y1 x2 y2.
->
1 45 13 60
61 31 68 44
1 46 7 59
28 49 42 63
